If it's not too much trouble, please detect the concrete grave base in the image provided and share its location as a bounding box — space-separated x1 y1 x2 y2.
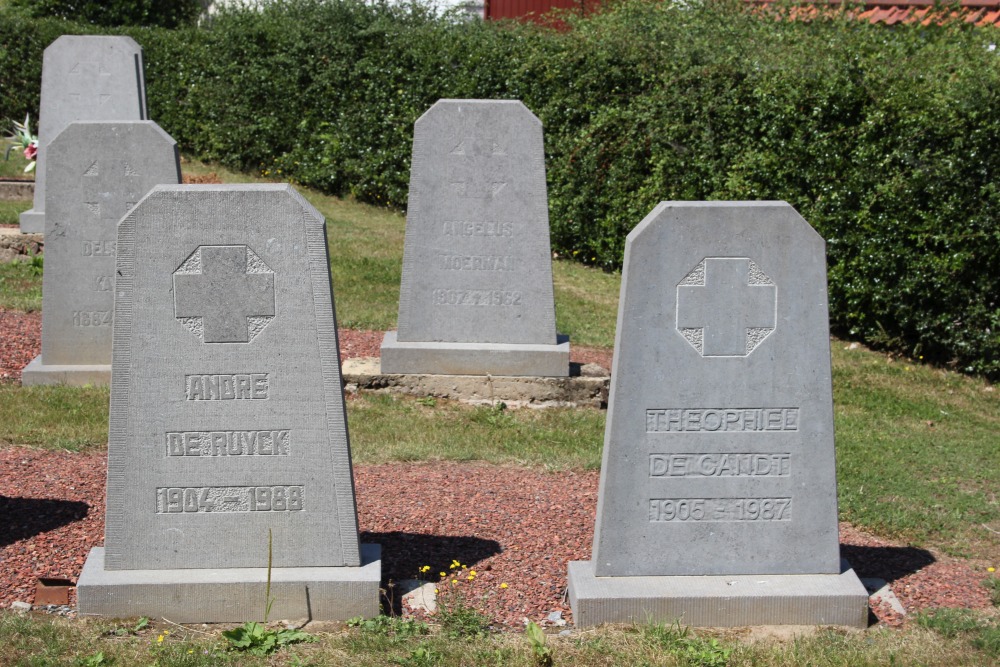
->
77 545 382 623
21 356 110 387
19 209 43 234
567 559 869 628
380 331 570 377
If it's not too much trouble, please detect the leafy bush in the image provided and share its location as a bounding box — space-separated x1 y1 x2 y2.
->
8 0 200 29
1 0 999 378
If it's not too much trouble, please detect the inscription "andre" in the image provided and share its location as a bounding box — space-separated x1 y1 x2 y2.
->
166 430 290 457
646 408 799 433
185 374 269 401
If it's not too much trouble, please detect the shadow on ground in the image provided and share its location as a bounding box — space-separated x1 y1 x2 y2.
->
841 543 936 582
0 496 89 546
361 530 502 615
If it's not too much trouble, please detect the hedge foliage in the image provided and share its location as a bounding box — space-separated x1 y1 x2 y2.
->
1 0 998 378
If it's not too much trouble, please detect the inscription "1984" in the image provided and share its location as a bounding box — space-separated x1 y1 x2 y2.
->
155 486 303 513
648 497 791 523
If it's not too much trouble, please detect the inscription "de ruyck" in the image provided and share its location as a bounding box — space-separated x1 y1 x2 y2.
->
646 408 799 433
185 373 269 401
649 453 790 478
166 430 290 457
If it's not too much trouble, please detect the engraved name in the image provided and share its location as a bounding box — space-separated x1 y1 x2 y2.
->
185 374 269 401
441 221 513 237
432 289 522 306
155 486 303 513
166 430 290 457
646 408 799 433
649 453 790 478
648 497 792 523
440 254 515 271
82 240 116 256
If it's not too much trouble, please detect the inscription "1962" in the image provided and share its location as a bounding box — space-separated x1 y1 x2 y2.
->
155 486 303 513
648 497 791 523
433 289 522 306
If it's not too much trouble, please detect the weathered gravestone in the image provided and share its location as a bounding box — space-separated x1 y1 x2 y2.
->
76 184 380 622
380 99 569 376
568 201 868 627
19 35 148 234
22 121 180 387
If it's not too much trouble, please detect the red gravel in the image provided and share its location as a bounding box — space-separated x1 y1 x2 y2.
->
0 448 993 628
0 317 990 628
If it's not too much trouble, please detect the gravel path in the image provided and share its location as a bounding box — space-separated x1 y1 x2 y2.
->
0 308 993 628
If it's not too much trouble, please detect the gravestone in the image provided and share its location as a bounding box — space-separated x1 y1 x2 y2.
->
19 35 148 234
22 121 180 387
76 184 380 622
568 202 868 628
380 99 569 376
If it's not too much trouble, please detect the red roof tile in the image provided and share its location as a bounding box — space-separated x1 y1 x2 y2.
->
748 0 1000 26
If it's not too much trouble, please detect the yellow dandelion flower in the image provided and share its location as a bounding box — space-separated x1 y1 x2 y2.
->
157 635 164 644
470 570 477 576
500 583 508 589
163 630 170 635
451 579 458 585
989 567 996 573
420 565 430 573
440 572 446 577
434 588 439 593
467 575 474 580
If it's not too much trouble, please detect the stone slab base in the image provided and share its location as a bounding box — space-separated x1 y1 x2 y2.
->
19 209 43 234
21 356 111 386
0 180 33 201
77 545 382 623
380 331 570 377
568 559 869 628
344 357 607 407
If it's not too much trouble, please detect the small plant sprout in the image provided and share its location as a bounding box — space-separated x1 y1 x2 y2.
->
525 620 553 667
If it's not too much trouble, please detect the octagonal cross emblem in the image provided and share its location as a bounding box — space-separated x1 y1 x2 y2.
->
173 245 275 343
676 257 777 357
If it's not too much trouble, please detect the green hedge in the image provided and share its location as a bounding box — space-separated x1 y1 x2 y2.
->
1 0 999 378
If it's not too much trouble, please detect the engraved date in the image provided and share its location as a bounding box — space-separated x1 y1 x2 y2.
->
72 310 112 327
155 486 303 513
648 497 791 523
432 289 522 306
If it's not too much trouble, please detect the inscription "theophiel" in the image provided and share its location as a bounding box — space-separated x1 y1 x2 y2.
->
441 221 513 237
648 497 792 523
646 408 799 433
649 453 790 478
166 430 290 457
155 486 302 513
185 374 269 400
440 255 515 271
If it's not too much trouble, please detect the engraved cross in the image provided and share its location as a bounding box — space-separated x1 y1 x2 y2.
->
677 257 776 357
174 246 275 343
67 61 116 112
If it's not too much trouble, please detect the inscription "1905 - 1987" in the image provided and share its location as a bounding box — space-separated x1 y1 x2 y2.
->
648 497 791 523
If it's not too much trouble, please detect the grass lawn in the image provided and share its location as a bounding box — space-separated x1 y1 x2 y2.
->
1 159 998 665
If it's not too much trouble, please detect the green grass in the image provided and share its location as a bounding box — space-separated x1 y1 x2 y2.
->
0 611 997 666
0 149 34 180
0 385 109 450
0 199 30 226
0 255 42 311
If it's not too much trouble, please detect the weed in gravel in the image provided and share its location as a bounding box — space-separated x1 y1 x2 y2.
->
525 620 553 667
985 571 1000 606
347 615 430 641
435 560 493 640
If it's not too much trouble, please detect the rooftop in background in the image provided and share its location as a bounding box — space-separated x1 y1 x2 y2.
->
746 0 1000 27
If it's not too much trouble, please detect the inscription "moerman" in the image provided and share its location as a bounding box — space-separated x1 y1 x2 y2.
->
440 254 514 271
185 374 269 401
649 453 790 478
166 430 290 457
646 408 799 433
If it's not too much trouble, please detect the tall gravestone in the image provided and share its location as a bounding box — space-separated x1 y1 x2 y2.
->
380 99 569 376
22 121 180 386
77 184 380 622
20 35 148 234
568 202 868 628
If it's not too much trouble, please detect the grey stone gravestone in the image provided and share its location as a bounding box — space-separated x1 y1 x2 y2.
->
380 99 569 376
19 35 148 234
22 121 180 387
76 184 380 622
568 202 868 628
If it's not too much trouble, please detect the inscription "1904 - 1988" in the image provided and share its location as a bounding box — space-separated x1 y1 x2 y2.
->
155 486 303 513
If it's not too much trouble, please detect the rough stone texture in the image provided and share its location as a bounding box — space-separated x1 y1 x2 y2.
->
568 559 869 628
77 545 381 622
343 356 607 407
20 36 147 234
571 201 867 627
22 121 179 387
0 181 33 201
77 184 378 622
383 99 567 376
0 231 42 263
